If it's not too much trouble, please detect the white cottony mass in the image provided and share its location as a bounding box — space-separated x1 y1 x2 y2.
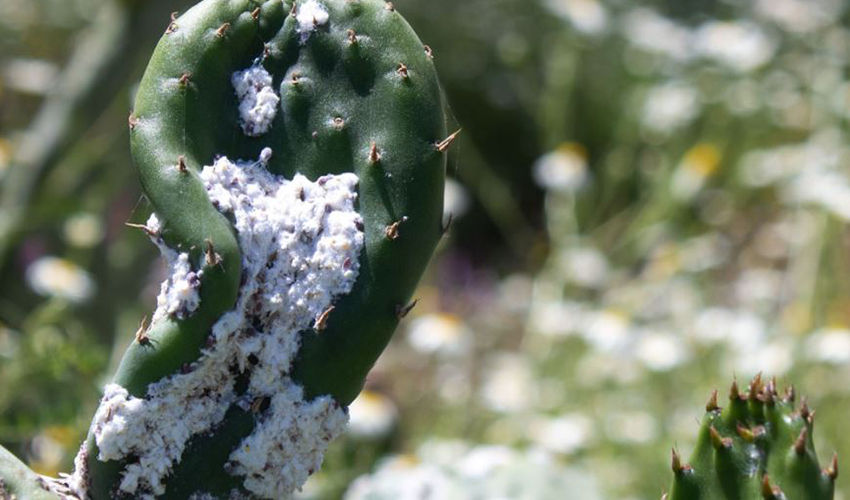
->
72 148 362 499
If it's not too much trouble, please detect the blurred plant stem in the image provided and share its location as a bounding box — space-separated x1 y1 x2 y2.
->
454 142 537 260
0 0 193 280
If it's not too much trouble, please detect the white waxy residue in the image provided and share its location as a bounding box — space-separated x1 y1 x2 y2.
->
147 216 202 323
73 148 361 499
232 65 280 137
296 0 329 42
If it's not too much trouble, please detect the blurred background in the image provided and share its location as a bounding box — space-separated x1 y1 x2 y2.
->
3 0 850 498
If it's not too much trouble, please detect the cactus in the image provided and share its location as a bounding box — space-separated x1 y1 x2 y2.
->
666 375 838 500
0 0 447 498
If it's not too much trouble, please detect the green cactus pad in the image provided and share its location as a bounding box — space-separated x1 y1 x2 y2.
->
0 445 63 500
76 0 448 498
667 375 837 500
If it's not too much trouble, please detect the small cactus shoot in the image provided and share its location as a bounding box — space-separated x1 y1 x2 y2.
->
667 375 837 500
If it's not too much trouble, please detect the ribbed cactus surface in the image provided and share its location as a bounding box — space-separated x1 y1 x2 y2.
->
667 375 837 500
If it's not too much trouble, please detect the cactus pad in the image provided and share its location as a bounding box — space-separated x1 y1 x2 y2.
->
71 0 448 498
667 375 837 500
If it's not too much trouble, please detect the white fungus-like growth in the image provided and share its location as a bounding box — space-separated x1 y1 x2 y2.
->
73 148 361 499
295 0 329 42
147 217 202 323
228 384 348 496
232 66 280 137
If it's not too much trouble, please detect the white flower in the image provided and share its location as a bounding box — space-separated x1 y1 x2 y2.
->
533 143 588 193
443 178 471 218
754 0 842 34
545 0 608 35
530 300 587 337
63 213 104 248
456 446 514 478
348 390 398 439
634 330 690 372
734 268 783 307
783 169 850 221
345 457 455 500
479 353 535 413
529 414 594 454
691 308 766 350
621 8 692 61
26 256 95 303
604 411 658 444
2 58 58 95
557 246 609 288
735 340 793 376
641 82 700 135
805 328 850 364
678 233 730 272
693 21 776 72
407 313 473 356
670 144 721 202
581 310 631 353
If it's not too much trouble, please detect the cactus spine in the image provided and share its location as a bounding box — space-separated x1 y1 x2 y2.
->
667 375 837 500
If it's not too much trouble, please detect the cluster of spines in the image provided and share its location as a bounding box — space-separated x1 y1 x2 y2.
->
665 375 837 500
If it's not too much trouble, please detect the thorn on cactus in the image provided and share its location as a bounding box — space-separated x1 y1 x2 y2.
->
385 216 409 240
251 7 260 19
165 11 179 34
764 377 777 405
313 306 334 332
215 22 231 38
761 475 773 498
347 29 357 44
128 113 138 130
177 155 188 173
729 379 741 401
749 372 763 401
736 422 754 442
397 62 409 79
785 385 796 403
369 142 381 163
250 396 267 414
705 390 719 412
827 453 838 480
794 428 808 456
424 45 433 59
204 239 221 267
800 399 811 420
134 315 150 346
436 129 461 153
709 426 732 450
125 222 157 238
671 448 689 474
179 72 191 87
385 2 394 11
395 299 418 319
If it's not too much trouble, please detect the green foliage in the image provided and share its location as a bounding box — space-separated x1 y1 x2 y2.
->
669 376 836 500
